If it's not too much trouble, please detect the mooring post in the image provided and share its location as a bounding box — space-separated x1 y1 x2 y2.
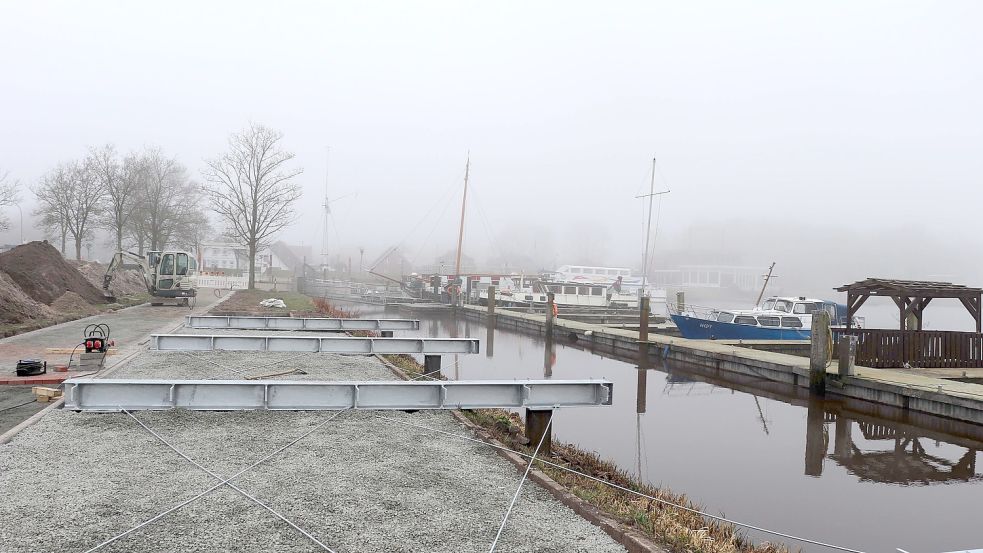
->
638 296 650 361
525 408 552 456
487 285 496 322
838 334 856 377
423 355 441 378
676 291 685 314
546 292 556 338
809 310 831 395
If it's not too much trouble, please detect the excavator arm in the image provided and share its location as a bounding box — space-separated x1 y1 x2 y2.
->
103 251 154 301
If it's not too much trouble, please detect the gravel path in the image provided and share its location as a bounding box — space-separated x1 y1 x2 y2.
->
0 351 627 553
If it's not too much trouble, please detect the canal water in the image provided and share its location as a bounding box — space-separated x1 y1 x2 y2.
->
349 302 982 553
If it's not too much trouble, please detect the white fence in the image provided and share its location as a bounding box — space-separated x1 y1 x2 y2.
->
196 275 249 290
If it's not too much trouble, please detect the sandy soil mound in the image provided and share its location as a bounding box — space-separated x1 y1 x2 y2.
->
0 271 54 324
50 291 99 317
0 241 107 305
72 260 146 297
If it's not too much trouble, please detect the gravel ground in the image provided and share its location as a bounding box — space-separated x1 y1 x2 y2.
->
1 350 626 553
111 351 397 381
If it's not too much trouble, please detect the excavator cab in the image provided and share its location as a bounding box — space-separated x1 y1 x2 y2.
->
104 249 198 306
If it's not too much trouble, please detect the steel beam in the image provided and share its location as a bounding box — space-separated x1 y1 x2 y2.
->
186 315 420 332
151 334 479 354
62 379 614 412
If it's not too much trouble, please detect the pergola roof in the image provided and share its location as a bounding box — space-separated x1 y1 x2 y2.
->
836 277 983 333
835 278 983 298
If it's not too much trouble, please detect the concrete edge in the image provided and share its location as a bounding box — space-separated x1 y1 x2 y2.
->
448 410 667 553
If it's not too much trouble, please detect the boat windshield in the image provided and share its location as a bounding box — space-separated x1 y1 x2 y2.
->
773 300 792 313
793 302 820 314
717 312 734 323
761 299 776 310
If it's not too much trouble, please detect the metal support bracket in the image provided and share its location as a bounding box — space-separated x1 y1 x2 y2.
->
151 334 479 354
62 378 614 412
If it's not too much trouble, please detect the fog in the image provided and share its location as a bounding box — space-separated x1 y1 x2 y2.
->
2 1 981 299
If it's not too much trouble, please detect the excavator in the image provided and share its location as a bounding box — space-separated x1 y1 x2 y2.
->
103 250 199 307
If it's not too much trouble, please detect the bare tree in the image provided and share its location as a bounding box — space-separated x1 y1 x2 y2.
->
32 165 72 254
0 170 20 232
203 123 303 288
138 147 196 252
33 161 103 260
89 144 143 253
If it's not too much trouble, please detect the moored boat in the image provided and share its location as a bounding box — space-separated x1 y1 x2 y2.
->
669 296 855 340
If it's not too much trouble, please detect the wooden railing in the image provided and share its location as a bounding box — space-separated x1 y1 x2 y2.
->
835 329 983 368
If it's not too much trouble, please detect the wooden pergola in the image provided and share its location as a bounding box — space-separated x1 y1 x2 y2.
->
835 278 983 332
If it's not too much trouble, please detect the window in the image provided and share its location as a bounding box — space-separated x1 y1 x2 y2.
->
584 268 594 274
176 253 189 275
717 312 735 323
773 300 792 313
781 317 803 328
563 286 577 294
757 316 781 327
793 302 819 314
734 316 758 325
591 287 602 296
577 286 590 295
160 254 174 275
189 257 197 271
762 299 776 311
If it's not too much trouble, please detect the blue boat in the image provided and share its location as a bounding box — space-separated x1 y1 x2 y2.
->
670 296 851 340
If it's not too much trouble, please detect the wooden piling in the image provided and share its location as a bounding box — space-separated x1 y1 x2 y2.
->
809 310 831 395
423 355 441 378
676 291 685 313
638 296 650 362
525 408 552 456
545 292 556 339
486 285 496 322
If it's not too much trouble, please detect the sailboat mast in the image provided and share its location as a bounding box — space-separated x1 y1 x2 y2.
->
641 157 656 296
755 262 777 306
454 153 470 277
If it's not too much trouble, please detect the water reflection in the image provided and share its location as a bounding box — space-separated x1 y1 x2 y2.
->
805 401 981 484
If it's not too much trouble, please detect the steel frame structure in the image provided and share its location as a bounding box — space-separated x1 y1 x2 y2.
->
62 378 613 412
151 334 479 354
186 315 421 331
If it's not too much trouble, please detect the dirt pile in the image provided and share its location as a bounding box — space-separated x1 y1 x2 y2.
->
51 291 99 317
0 271 54 324
72 260 146 297
0 241 107 305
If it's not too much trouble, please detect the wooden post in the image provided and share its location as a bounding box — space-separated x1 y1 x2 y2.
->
676 291 685 313
486 324 494 358
809 310 831 395
636 366 647 414
525 408 552 456
545 292 555 338
838 334 856 376
423 355 441 378
638 296 650 362
486 285 496 322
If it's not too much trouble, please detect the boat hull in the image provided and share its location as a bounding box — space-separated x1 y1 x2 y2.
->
670 314 811 340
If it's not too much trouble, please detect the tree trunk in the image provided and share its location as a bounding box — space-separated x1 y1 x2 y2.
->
116 226 123 253
60 230 67 256
248 242 257 289
75 238 82 261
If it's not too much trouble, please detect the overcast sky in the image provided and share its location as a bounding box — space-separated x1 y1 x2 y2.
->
1 1 981 280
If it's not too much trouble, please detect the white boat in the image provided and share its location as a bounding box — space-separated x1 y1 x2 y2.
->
479 278 667 313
